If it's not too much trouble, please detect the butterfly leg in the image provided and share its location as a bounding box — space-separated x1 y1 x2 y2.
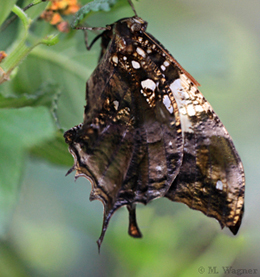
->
127 204 142 238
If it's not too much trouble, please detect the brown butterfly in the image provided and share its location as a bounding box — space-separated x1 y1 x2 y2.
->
64 0 245 250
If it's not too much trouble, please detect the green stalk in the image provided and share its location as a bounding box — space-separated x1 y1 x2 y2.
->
0 4 58 84
12 4 31 29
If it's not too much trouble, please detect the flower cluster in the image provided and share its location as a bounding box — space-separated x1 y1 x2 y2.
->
41 0 81 32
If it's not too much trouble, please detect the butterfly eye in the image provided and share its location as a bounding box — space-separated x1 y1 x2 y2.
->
130 23 142 32
129 17 147 33
130 22 147 33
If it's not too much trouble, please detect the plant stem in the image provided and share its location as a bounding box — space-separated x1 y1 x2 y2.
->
0 5 58 84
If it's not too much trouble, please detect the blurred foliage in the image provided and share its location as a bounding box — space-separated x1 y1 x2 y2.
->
71 0 118 27
0 0 259 276
0 0 18 27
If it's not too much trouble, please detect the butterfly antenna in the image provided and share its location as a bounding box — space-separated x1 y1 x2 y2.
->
127 0 138 17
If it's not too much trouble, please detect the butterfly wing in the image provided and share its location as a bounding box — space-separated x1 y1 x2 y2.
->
165 73 244 233
64 26 184 247
142 32 245 233
64 16 245 249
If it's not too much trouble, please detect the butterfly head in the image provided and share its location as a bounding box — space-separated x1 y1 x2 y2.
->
114 16 147 35
111 16 147 54
128 16 147 33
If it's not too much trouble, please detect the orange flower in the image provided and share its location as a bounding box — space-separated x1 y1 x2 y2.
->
47 0 80 14
41 0 80 32
57 21 70 33
50 0 68 11
0 51 7 63
50 12 62 25
62 3 80 15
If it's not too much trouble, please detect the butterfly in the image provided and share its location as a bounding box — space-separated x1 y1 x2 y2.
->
64 0 245 250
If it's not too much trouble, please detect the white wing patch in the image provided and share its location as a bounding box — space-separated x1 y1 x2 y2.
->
113 100 119 110
170 78 193 133
169 74 213 133
163 95 174 114
164 60 170 67
216 180 223 190
136 47 146 58
186 104 196 117
161 65 166 71
141 79 156 91
180 73 212 114
132 60 141 69
140 79 158 107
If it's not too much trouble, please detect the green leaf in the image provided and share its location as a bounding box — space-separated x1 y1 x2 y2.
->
0 106 56 236
71 0 119 27
30 132 73 166
0 0 18 27
2 44 91 129
0 4 59 84
0 82 60 108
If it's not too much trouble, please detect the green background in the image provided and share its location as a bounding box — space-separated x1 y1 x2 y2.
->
0 0 259 276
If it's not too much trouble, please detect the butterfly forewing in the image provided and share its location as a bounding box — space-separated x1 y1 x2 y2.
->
134 27 244 231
